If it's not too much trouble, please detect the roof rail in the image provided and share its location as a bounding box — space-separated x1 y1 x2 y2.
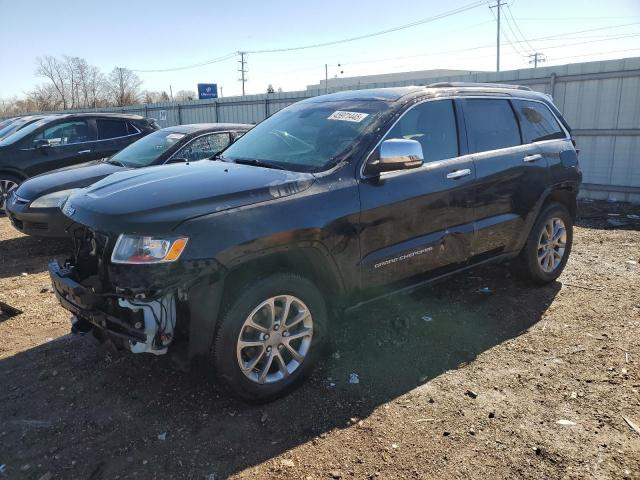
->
427 82 532 91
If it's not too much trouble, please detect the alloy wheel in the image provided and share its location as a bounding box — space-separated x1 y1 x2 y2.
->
0 179 18 213
236 295 313 384
537 217 567 273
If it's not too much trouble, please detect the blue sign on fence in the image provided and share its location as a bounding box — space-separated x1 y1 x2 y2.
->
197 83 218 100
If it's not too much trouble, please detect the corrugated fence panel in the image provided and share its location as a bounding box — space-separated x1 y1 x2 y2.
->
619 76 640 128
573 135 615 184
612 136 640 187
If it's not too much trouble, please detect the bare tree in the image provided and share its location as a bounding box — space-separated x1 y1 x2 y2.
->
35 56 69 109
26 84 62 111
174 90 197 101
107 67 142 106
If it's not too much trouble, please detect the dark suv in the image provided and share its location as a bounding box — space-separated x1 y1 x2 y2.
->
0 113 158 211
49 83 581 402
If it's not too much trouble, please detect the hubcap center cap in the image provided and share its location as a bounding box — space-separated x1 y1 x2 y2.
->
267 331 283 347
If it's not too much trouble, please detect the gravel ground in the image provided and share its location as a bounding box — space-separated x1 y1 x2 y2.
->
0 202 639 480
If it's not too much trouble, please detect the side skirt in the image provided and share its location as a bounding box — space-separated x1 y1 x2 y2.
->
344 252 518 313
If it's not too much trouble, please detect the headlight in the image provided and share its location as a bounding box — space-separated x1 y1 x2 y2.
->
111 234 189 264
30 189 79 208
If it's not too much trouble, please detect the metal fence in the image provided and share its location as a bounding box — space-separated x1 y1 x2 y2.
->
10 57 640 202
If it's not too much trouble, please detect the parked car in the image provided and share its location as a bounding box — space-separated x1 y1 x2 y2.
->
0 113 158 212
49 83 581 402
6 123 251 237
0 117 18 130
0 114 50 140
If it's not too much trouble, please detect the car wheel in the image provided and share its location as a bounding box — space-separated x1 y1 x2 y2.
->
0 174 20 214
212 273 327 403
519 202 573 284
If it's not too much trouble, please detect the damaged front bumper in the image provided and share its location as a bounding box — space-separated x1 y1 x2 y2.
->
49 260 176 355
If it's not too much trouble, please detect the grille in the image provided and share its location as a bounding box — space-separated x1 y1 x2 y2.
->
69 226 112 282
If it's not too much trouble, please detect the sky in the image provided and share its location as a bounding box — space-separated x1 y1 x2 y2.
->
0 0 639 99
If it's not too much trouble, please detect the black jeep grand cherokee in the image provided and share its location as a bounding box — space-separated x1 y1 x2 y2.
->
49 83 581 401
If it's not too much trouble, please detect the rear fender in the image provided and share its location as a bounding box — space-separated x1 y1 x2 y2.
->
513 183 578 253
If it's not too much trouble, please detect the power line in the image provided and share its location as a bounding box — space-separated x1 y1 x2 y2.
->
516 22 640 43
131 53 236 73
548 47 640 62
513 16 640 21
128 18 638 74
505 4 537 53
532 33 640 52
338 29 640 68
494 6 530 57
330 30 640 71
243 0 486 54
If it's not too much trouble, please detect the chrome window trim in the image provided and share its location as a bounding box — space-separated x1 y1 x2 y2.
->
166 131 232 162
358 94 570 180
20 119 143 150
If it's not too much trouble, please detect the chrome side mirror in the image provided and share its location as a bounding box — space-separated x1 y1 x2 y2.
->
365 139 424 175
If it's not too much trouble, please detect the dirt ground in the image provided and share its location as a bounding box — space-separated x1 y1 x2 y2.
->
0 202 639 480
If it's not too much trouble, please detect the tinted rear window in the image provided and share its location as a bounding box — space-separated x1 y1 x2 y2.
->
464 99 521 153
512 99 565 143
97 119 129 140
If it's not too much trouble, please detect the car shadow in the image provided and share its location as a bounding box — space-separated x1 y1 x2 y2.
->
0 264 560 479
0 235 70 279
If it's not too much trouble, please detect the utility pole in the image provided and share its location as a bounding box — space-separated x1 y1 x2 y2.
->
237 51 248 96
528 52 546 68
325 64 328 94
489 0 507 72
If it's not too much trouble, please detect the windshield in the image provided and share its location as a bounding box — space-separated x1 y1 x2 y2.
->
0 117 51 146
110 129 186 167
0 117 41 141
221 99 390 172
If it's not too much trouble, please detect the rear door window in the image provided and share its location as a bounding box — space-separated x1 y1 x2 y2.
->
97 119 130 140
512 100 566 143
385 99 458 162
463 99 521 153
34 120 96 145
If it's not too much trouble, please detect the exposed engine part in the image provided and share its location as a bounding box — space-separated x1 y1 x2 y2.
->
118 294 176 355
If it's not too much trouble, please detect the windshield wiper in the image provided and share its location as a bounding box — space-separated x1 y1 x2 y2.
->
230 158 286 170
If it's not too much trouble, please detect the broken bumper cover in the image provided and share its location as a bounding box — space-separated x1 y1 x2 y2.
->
48 260 149 348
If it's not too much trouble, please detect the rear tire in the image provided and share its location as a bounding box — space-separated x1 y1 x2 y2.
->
0 174 21 214
212 273 327 403
518 202 573 284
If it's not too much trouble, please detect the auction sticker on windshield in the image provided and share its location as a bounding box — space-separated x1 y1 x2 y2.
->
328 111 369 122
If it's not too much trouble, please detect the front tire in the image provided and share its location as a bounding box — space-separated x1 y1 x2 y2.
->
519 202 573 284
212 273 327 402
0 174 21 214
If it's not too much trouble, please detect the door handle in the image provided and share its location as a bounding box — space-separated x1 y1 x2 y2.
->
446 168 471 179
77 149 91 154
523 153 542 162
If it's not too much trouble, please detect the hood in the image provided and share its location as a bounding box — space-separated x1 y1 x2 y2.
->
63 160 315 233
16 161 123 200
